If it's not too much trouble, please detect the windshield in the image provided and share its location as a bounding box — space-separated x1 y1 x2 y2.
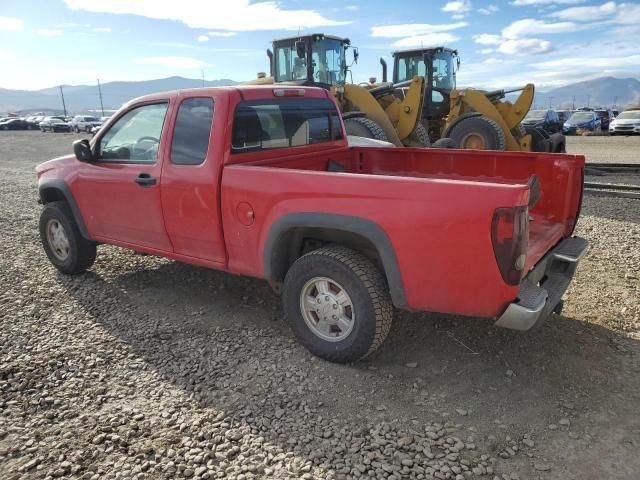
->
274 38 345 85
396 51 456 90
525 110 546 120
617 111 640 120
85 116 99 122
570 112 593 122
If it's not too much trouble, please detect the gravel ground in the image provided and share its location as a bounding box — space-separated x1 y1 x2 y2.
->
1 132 639 480
565 134 640 164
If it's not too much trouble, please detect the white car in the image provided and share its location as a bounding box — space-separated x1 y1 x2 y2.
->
70 115 102 133
609 110 640 135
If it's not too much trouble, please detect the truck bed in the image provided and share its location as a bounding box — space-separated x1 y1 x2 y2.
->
222 146 584 317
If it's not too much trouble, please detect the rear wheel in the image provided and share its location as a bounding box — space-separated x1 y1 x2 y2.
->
40 201 96 274
283 246 393 363
344 117 388 142
448 115 506 150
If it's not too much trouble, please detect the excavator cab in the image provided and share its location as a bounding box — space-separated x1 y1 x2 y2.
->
392 47 459 123
268 34 355 88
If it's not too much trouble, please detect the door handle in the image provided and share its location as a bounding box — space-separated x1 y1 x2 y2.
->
135 173 156 187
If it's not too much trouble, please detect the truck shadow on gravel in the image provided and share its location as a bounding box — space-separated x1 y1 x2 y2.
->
57 253 640 479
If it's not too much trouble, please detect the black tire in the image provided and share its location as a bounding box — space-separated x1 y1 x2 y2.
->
85 126 91 133
39 201 96 275
448 115 506 150
432 138 458 149
403 122 431 147
0 125 6 131
74 126 80 133
344 117 388 141
283 246 393 363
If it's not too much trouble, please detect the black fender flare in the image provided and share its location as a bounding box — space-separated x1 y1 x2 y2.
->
442 111 483 138
341 111 367 120
263 213 407 309
38 179 91 240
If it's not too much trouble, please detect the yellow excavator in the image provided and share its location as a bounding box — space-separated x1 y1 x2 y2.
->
245 33 430 147
380 47 566 152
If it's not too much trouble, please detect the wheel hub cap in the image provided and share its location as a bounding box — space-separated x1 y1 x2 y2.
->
300 277 354 342
46 219 70 261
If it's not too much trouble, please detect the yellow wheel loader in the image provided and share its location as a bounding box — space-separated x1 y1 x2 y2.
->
245 34 429 147
380 47 566 152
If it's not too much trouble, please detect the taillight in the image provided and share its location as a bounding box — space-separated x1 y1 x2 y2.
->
491 206 529 285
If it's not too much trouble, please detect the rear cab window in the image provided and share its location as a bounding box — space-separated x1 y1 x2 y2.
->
170 97 214 165
231 98 343 153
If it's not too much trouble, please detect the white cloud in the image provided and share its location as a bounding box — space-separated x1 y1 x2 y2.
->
37 29 64 37
480 48 494 54
0 16 23 31
498 38 553 55
345 5 358 11
533 54 640 71
391 33 460 48
197 35 208 42
208 31 237 37
93 26 111 33
613 2 640 25
135 56 210 69
63 0 351 31
510 0 584 5
554 1 616 20
473 33 501 45
370 22 467 37
442 0 472 13
502 19 578 38
478 4 499 14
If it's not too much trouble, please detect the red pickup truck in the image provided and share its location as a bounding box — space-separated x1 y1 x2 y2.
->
36 85 588 363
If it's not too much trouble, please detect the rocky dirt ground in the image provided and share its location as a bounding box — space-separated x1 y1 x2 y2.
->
1 132 639 480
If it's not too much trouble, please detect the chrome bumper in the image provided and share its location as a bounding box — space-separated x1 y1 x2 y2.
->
495 236 589 331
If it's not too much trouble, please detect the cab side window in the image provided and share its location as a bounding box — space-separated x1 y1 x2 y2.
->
170 97 214 165
231 98 342 153
99 103 168 163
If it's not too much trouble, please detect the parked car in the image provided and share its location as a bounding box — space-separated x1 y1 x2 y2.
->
556 110 572 125
40 116 71 132
521 109 561 133
0 118 33 130
70 115 102 133
35 86 588 363
594 109 614 130
609 109 640 135
563 111 601 134
90 116 112 135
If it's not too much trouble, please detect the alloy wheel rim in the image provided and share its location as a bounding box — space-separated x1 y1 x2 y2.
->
299 276 355 342
46 219 70 261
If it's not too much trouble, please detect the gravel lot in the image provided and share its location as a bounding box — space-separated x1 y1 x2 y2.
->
1 131 639 480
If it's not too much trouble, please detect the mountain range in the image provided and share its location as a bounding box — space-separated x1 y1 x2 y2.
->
1 75 639 115
0 76 238 115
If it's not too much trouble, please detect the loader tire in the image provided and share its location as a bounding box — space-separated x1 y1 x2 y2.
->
403 123 431 147
344 117 388 142
448 115 506 151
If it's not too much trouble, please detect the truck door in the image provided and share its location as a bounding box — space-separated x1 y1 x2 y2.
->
73 101 172 251
160 96 226 264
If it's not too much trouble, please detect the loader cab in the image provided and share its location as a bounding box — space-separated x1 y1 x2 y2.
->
270 34 353 89
392 47 459 121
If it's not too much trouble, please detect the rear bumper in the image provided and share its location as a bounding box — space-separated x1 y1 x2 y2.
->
494 236 589 331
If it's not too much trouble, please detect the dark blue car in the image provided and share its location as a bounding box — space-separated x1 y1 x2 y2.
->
563 111 601 134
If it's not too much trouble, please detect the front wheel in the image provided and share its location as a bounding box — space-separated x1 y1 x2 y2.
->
39 201 97 274
283 246 393 363
448 115 506 150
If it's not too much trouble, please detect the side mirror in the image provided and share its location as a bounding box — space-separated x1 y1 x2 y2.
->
73 139 94 162
353 47 359 64
295 40 306 58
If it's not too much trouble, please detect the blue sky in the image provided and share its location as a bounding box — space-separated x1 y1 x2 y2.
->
1 0 639 91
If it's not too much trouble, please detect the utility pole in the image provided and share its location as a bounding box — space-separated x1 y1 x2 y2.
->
97 78 105 117
201 69 205 88
613 96 618 110
548 96 554 109
572 95 575 110
586 95 591 108
58 86 67 118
